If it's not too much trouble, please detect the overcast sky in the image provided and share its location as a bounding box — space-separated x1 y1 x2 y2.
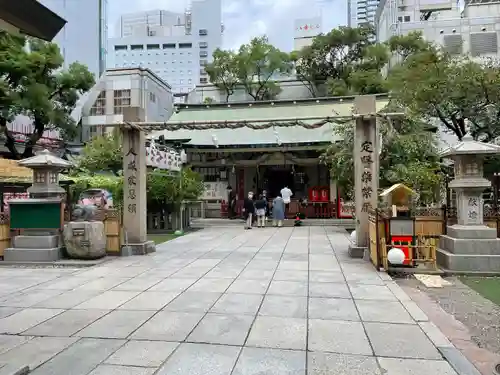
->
108 0 346 51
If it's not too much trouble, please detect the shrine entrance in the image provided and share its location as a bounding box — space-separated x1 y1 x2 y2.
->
261 165 296 198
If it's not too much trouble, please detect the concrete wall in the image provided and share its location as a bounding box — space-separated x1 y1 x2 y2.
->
186 79 320 104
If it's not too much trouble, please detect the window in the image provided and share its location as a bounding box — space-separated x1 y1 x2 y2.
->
90 91 106 116
89 125 104 139
149 92 156 103
200 77 208 84
163 43 176 49
130 44 144 50
404 15 411 22
113 89 131 114
199 29 208 36
199 51 208 57
200 59 208 66
199 41 208 48
114 45 127 51
200 68 207 75
397 16 403 22
147 44 160 49
148 29 156 36
179 42 192 48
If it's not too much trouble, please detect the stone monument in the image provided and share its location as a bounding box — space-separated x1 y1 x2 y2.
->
348 95 380 258
437 134 500 273
4 150 71 262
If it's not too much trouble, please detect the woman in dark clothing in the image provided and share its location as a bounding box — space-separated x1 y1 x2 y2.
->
243 191 255 229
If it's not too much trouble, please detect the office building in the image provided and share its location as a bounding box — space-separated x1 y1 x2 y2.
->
81 67 174 140
376 0 500 62
38 0 108 78
348 0 380 27
294 17 322 50
108 0 223 97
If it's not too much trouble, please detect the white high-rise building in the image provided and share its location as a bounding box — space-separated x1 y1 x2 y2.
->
348 0 380 27
38 0 108 78
293 17 322 50
108 0 223 97
376 0 500 62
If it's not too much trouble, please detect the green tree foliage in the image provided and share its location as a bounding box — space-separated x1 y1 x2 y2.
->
291 25 388 96
205 49 239 102
322 115 442 203
206 36 292 101
77 131 122 175
73 134 204 206
0 31 95 159
388 40 500 141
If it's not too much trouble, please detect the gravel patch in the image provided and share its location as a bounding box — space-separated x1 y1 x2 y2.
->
397 277 500 355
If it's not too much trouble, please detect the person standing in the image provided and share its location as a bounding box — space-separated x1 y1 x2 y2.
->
272 193 285 227
280 186 293 218
262 189 269 221
227 185 236 219
255 194 267 228
243 191 255 229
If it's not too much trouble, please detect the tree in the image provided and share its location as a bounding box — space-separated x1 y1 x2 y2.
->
322 115 442 204
292 25 388 96
76 131 123 175
236 36 292 101
205 49 239 102
0 31 95 159
388 40 500 141
74 133 204 205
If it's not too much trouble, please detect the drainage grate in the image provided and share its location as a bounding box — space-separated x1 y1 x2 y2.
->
494 363 500 375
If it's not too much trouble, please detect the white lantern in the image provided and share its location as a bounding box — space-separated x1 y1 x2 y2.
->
388 248 405 265
350 230 357 245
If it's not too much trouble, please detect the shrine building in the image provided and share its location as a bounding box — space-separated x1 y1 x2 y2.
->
148 94 390 218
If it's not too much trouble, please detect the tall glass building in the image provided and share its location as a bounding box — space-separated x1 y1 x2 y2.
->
38 0 108 78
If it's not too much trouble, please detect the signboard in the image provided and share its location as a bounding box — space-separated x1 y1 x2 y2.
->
294 17 322 39
146 145 183 171
201 182 226 200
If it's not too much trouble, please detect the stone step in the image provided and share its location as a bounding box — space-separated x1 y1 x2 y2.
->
4 248 62 262
13 235 59 249
436 248 500 274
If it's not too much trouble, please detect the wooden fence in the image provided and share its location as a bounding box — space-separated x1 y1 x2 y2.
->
367 206 500 272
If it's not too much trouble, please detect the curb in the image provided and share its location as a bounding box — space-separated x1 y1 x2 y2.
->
438 347 482 375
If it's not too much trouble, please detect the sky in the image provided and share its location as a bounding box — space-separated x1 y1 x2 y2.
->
108 0 347 51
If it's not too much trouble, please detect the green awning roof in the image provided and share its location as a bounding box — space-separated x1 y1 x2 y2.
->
150 96 390 146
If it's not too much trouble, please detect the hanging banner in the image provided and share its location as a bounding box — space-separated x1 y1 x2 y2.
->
145 146 182 171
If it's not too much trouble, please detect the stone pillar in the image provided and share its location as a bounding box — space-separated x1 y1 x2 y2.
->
121 125 155 255
349 95 379 257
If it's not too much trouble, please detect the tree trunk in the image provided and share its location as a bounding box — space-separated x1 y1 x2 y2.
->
0 117 21 159
21 118 45 159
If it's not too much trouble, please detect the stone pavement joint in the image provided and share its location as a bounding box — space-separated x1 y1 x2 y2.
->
0 226 481 375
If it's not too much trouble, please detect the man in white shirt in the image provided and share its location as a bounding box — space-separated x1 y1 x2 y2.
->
280 186 293 218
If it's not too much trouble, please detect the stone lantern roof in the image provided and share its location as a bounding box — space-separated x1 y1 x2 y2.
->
18 149 72 169
440 134 500 158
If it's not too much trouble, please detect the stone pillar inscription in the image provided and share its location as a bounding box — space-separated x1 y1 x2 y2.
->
353 95 379 248
122 126 155 254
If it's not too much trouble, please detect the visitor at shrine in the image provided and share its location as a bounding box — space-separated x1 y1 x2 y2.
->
242 191 255 229
227 185 236 219
262 189 270 220
255 194 267 228
280 186 293 218
272 193 285 227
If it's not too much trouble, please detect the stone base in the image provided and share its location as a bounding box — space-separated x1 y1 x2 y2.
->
446 224 497 239
63 221 106 260
124 241 156 255
439 236 500 255
436 248 500 274
13 235 59 249
348 245 366 258
4 247 62 262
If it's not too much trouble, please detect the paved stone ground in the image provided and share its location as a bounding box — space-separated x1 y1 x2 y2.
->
0 227 469 374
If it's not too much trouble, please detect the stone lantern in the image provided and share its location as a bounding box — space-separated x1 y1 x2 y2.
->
18 149 72 198
437 134 500 273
